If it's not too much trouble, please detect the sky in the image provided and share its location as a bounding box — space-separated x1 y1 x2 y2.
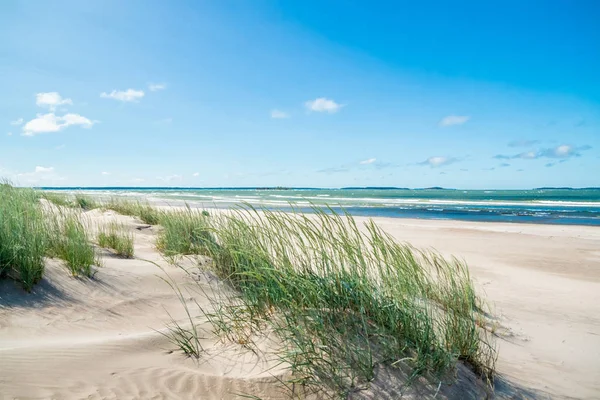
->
1 0 599 189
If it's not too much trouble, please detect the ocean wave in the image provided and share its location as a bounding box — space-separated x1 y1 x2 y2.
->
49 188 600 226
248 196 600 208
68 191 600 210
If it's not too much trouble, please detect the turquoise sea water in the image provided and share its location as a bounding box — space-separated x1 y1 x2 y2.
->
44 187 600 226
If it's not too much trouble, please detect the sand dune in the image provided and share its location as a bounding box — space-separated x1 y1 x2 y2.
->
365 217 600 399
1 209 599 399
0 211 291 400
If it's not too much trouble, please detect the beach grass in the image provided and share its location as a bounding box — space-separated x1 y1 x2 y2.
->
74 194 98 210
156 206 213 257
46 210 100 277
44 194 162 226
103 198 162 225
158 205 496 396
1 183 101 287
1 182 496 395
98 222 134 258
41 191 99 211
103 197 140 216
0 183 48 291
157 269 206 359
138 203 162 224
40 191 74 208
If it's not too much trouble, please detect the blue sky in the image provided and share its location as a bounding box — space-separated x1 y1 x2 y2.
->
1 0 598 189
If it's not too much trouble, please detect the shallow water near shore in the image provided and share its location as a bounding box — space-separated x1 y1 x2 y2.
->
44 187 600 226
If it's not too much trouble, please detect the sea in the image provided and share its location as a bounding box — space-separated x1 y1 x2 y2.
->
42 187 600 226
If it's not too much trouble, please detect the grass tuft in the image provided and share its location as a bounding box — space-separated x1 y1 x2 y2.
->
159 205 496 397
138 203 161 224
156 206 214 257
0 183 47 291
47 211 100 277
42 191 100 211
103 198 162 225
74 194 98 210
97 222 135 258
1 183 101 288
103 197 139 216
156 269 205 359
41 191 73 208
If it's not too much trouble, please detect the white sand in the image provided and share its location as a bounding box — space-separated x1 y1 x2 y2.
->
1 209 599 399
0 210 290 400
362 217 600 399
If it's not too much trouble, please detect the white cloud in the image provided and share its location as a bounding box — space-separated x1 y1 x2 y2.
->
539 144 591 159
101 171 110 176
271 109 290 119
518 151 538 159
156 117 173 124
36 92 73 110
100 89 145 102
132 178 145 183
494 144 592 160
55 144 66 150
10 118 24 126
62 113 93 126
305 98 343 113
23 114 62 134
555 145 572 156
419 156 458 167
439 115 470 127
22 113 95 136
148 83 166 92
35 166 54 173
7 132 12 136
495 151 537 160
360 158 377 165
192 172 200 177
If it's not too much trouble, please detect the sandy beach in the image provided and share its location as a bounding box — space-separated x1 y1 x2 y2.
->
1 208 599 399
360 217 600 399
4 1 598 398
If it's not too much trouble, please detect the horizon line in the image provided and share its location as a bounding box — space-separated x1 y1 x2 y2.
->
31 186 600 191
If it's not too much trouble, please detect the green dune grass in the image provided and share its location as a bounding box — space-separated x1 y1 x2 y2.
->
4 184 496 396
157 205 496 396
1 184 99 288
97 222 134 258
103 197 162 225
0 183 47 291
45 209 100 277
